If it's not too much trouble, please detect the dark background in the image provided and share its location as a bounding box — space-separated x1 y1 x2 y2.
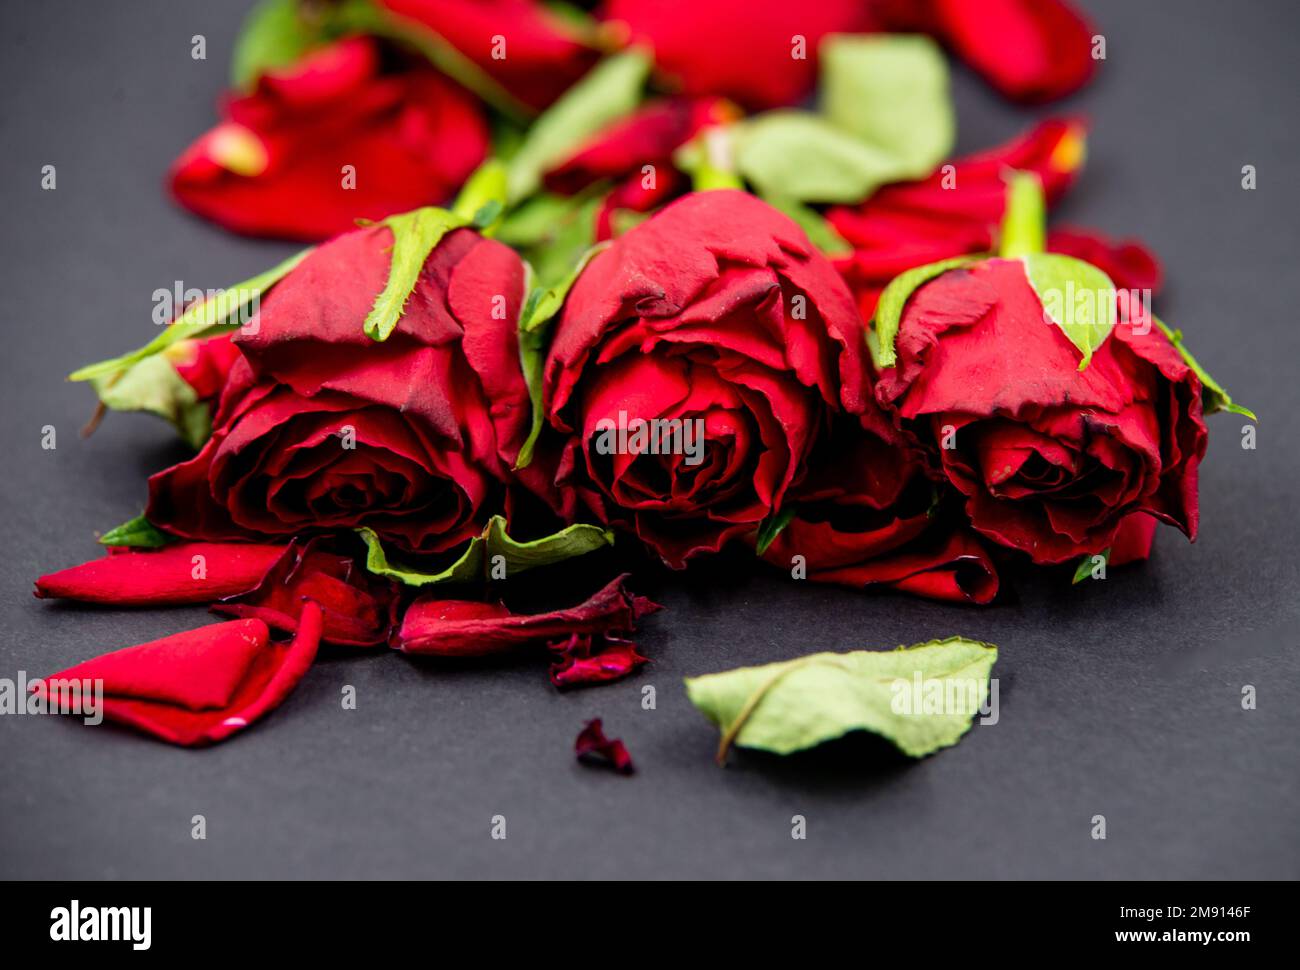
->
1 0 1296 880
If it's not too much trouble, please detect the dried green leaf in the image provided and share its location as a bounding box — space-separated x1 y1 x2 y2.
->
364 207 466 342
686 637 997 762
1021 253 1117 370
869 255 983 369
820 34 953 181
89 354 211 449
1153 317 1256 421
358 516 613 587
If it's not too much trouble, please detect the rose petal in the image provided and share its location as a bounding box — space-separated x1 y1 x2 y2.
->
549 633 649 689
394 574 661 656
574 718 634 774
31 604 321 746
34 542 285 606
212 539 399 647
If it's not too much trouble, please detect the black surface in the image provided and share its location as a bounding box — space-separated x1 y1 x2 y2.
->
1 0 1297 880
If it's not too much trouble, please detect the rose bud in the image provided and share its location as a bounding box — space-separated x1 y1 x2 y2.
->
170 36 488 241
873 0 1097 103
377 0 600 111
829 118 1087 320
872 249 1245 565
147 213 532 556
600 0 871 109
82 332 244 448
541 190 870 567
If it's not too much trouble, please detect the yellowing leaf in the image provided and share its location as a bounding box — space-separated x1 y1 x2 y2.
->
685 637 997 762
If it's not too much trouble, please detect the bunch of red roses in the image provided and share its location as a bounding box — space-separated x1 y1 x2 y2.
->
33 0 1250 749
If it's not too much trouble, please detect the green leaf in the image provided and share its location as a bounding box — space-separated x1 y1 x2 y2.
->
1153 317 1257 421
1072 548 1110 584
452 158 508 233
998 170 1046 258
820 34 953 182
1021 253 1118 370
364 207 467 342
99 514 173 549
734 111 913 204
869 255 983 369
754 506 797 556
686 637 997 763
89 353 212 449
69 248 310 383
230 0 317 89
505 48 652 203
763 196 853 257
515 240 611 469
358 516 613 587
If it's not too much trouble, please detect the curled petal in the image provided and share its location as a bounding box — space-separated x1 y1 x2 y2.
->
31 605 322 746
213 539 399 647
575 718 634 774
549 633 649 689
395 574 660 656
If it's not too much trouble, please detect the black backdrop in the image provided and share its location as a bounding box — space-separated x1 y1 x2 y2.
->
1 0 1297 879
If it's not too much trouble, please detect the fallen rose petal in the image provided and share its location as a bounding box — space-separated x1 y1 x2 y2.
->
31 603 322 746
549 633 649 689
34 542 286 606
575 718 634 774
170 37 488 241
212 538 399 647
395 573 660 657
876 0 1097 103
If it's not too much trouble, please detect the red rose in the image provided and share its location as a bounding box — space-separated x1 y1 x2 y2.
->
170 37 488 241
874 0 1097 102
378 0 599 110
148 219 530 554
829 118 1087 319
759 412 1000 604
542 190 869 567
601 0 871 109
875 258 1207 564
